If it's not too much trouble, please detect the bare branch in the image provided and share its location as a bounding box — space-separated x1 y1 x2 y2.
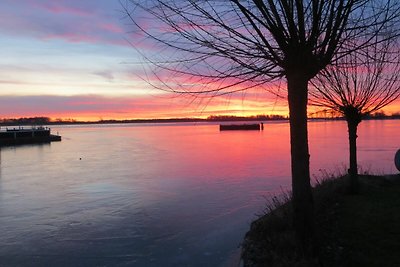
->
310 36 400 118
122 0 400 93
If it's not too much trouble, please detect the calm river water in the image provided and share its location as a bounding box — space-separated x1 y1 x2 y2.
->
0 120 398 266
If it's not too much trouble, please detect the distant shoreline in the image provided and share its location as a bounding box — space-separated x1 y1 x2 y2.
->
0 114 399 126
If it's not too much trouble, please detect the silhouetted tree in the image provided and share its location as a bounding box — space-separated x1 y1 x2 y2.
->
310 37 400 193
122 0 400 249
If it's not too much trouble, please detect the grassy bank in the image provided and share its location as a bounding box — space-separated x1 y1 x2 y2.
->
241 174 400 266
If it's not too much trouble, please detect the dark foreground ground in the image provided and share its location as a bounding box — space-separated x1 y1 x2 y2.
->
242 174 400 267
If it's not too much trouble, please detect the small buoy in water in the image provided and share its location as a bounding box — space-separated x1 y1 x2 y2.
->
395 149 400 172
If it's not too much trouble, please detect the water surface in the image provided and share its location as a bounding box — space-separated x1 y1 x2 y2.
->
0 120 398 266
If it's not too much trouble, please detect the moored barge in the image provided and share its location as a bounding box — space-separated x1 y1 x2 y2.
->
0 126 61 146
219 123 263 131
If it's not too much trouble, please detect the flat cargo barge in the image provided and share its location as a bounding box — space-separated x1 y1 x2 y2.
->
0 127 61 146
219 123 263 131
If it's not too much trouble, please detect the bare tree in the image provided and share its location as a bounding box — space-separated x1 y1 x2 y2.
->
310 37 400 193
122 0 400 248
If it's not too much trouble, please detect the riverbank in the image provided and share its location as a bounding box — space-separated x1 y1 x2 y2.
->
241 174 400 266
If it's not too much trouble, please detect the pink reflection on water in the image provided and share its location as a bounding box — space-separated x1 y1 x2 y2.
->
309 120 399 176
0 120 398 266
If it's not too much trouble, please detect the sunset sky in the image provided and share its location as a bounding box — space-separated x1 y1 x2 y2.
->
0 0 398 121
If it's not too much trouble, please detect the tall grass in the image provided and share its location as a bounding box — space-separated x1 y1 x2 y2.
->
242 172 400 266
241 171 348 266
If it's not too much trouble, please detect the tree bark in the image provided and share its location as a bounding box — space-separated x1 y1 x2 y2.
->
347 119 359 194
287 73 314 250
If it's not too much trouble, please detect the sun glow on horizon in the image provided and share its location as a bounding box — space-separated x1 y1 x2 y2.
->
2 99 398 123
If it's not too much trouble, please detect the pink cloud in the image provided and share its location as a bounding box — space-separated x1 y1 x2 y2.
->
41 4 91 16
27 0 92 16
99 23 124 34
0 0 130 47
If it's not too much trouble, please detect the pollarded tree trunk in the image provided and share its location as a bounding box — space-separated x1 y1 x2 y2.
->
287 73 314 250
343 106 362 194
346 119 360 194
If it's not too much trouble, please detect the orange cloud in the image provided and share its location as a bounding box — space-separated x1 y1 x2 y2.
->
0 93 288 121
